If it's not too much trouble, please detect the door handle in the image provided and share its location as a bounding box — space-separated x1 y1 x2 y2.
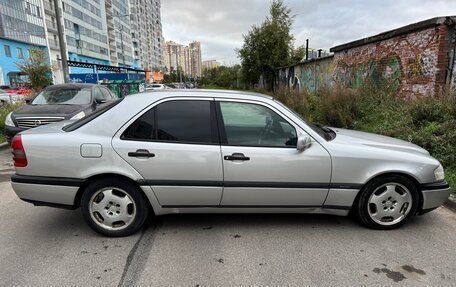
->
224 153 250 161
128 149 155 158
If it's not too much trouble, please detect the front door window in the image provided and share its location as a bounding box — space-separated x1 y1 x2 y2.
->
219 101 297 147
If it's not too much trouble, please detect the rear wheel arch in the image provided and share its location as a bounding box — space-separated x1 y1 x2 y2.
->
74 173 153 213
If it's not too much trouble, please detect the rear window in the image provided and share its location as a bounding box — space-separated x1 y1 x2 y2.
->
63 98 123 132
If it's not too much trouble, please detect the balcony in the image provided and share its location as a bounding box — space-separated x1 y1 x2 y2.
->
48 39 59 50
46 20 57 32
43 1 55 14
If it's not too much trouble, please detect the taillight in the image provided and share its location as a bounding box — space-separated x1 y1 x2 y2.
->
11 135 27 167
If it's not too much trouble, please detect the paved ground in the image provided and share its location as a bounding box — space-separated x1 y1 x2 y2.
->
0 148 455 286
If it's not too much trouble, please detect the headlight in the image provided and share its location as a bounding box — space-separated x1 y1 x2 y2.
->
5 112 14 127
434 165 445 181
70 111 85 120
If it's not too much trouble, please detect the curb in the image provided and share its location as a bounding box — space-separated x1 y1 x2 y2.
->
0 142 9 150
444 196 456 212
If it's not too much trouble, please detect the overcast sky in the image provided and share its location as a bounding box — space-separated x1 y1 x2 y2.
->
161 0 456 65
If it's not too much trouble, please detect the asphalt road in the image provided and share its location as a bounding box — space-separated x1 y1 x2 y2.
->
0 148 455 286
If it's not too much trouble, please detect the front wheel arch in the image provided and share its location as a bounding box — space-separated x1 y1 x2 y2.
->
351 172 423 215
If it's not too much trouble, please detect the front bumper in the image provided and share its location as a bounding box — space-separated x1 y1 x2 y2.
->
421 181 451 210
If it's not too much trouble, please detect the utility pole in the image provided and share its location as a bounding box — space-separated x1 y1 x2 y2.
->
54 0 69 83
120 25 125 66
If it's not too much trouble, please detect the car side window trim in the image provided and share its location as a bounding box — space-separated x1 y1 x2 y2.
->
121 99 220 146
215 100 298 149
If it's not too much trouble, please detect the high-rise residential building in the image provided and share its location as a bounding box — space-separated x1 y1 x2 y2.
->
164 40 202 78
188 41 202 78
129 0 164 71
44 0 111 83
163 40 183 74
0 0 47 86
105 0 134 67
1 0 165 85
202 60 220 71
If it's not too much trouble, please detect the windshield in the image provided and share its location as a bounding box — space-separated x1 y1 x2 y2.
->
32 88 92 105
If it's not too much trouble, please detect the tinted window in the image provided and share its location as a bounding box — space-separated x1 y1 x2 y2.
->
157 101 214 143
219 102 297 147
122 100 216 144
123 108 155 140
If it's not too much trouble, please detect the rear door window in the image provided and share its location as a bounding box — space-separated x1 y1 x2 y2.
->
122 100 218 144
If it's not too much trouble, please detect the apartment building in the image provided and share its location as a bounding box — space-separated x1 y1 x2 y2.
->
129 0 164 71
0 0 47 86
164 40 202 78
1 0 165 85
202 60 220 71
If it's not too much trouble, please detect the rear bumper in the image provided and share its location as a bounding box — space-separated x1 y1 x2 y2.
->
11 175 81 208
420 181 451 210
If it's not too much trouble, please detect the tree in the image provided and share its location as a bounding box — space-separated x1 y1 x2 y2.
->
237 0 295 89
15 48 52 91
291 45 306 63
199 65 241 89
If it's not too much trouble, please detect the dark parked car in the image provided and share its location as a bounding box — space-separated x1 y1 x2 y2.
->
5 83 116 143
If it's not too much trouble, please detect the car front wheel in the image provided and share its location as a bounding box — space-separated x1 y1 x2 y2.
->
356 175 419 229
81 178 149 237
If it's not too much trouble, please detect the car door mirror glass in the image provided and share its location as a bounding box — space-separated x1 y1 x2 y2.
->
297 134 311 151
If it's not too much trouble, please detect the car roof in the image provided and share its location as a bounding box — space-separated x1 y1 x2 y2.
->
133 89 273 101
44 83 96 91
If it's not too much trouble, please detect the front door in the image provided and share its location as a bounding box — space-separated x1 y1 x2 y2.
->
217 100 331 207
112 98 223 206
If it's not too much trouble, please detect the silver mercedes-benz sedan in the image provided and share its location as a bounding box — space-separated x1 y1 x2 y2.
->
10 90 451 237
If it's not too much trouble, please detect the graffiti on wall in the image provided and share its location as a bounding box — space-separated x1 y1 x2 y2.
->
276 66 301 91
333 27 441 96
275 56 334 92
334 54 402 93
276 25 445 97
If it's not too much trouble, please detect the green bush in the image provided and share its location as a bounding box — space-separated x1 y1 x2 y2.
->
0 102 23 143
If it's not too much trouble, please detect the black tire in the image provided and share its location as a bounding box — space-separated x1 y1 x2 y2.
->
356 175 419 230
81 178 149 237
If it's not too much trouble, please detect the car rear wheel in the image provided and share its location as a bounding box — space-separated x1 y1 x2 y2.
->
356 175 419 229
81 178 149 237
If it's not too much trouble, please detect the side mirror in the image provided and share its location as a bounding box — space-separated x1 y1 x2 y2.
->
297 134 312 151
25 98 32 104
95 98 107 104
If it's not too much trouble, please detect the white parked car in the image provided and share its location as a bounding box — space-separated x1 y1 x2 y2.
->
10 90 451 237
146 84 166 90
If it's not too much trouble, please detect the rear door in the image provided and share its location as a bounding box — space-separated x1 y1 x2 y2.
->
217 100 331 207
112 98 223 206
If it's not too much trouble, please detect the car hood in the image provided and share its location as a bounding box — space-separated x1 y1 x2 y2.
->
12 104 87 118
331 128 429 155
